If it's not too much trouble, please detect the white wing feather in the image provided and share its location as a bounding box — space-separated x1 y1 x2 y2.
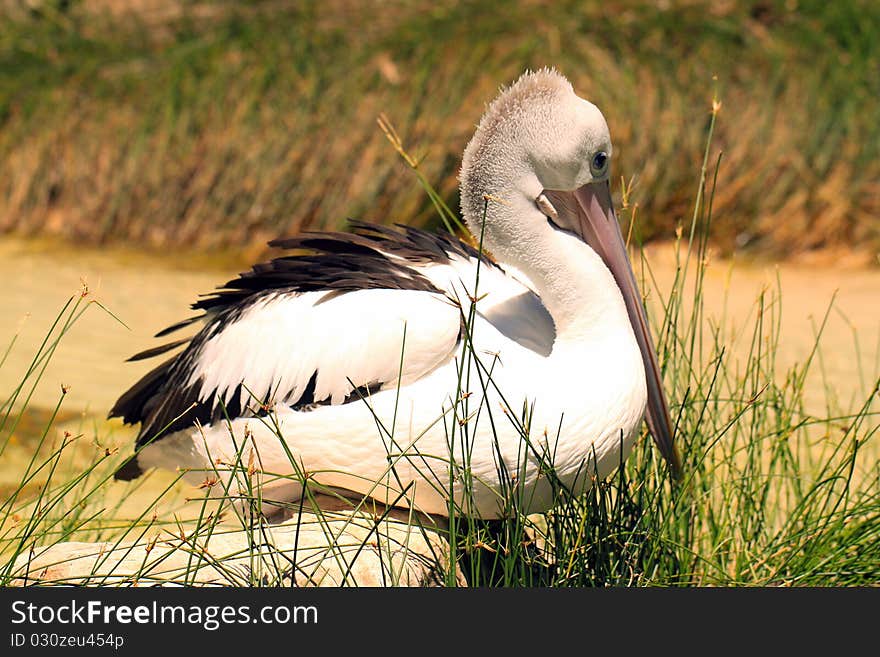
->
420 255 556 357
187 288 461 411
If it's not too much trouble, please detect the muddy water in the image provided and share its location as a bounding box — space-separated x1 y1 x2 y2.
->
1 239 231 415
642 244 880 414
1 238 878 424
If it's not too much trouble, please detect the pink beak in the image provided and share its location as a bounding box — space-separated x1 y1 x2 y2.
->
566 181 681 476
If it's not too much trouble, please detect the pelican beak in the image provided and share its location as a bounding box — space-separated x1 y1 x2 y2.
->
572 180 681 477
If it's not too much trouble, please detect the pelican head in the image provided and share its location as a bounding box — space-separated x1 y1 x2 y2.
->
460 68 680 476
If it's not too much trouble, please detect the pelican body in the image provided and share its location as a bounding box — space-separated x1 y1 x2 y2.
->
111 70 678 518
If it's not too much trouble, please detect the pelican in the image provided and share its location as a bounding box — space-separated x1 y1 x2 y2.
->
111 69 679 518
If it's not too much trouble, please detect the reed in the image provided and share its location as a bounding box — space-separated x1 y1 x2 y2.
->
0 0 877 259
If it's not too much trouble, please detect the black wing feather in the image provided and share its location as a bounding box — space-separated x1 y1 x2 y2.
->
154 315 204 338
126 338 190 362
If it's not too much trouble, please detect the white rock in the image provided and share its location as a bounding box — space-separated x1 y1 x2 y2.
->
11 508 463 587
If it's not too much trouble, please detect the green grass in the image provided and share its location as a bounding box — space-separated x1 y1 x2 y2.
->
1 86 878 587
0 0 878 258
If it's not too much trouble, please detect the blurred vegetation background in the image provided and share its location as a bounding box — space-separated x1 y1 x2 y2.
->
0 0 878 259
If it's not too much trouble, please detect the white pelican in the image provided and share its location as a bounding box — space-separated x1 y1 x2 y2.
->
111 69 679 518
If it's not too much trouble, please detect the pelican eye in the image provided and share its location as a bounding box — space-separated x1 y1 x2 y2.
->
590 151 609 177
